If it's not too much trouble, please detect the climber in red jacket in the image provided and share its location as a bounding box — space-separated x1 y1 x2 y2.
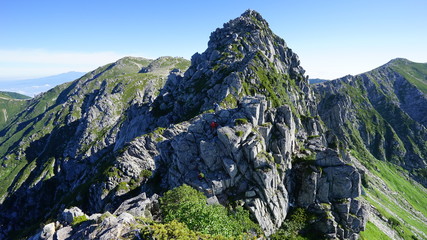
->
210 121 219 130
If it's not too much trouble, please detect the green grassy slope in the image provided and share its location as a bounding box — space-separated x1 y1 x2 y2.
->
389 58 427 94
353 149 427 239
0 98 29 131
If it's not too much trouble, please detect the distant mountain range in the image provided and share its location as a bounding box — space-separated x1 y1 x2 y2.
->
0 71 86 97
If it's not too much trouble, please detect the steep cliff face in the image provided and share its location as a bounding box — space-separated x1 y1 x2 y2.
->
0 10 371 240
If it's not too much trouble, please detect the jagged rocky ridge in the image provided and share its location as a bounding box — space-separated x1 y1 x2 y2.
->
8 10 427 239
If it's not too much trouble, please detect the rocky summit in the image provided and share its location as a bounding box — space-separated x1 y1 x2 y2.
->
0 10 426 240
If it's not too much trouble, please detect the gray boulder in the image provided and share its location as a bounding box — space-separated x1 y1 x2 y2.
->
60 207 86 225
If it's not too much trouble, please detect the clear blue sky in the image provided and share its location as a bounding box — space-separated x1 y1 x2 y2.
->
1 0 426 80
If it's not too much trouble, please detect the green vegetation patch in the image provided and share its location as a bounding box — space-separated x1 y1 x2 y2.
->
352 150 427 239
235 130 244 137
159 184 261 238
234 118 249 126
241 51 302 111
72 215 89 226
140 220 211 240
390 59 427 94
220 93 238 109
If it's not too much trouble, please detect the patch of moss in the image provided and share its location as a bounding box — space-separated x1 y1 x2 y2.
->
234 118 249 126
256 151 274 162
99 212 115 223
235 131 244 137
72 215 89 226
220 94 238 109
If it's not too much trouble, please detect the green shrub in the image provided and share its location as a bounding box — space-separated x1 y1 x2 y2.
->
140 169 153 178
141 220 230 240
236 131 244 137
142 220 201 240
160 184 260 238
117 181 129 191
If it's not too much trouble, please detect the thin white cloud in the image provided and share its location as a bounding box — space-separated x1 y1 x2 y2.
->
0 49 134 80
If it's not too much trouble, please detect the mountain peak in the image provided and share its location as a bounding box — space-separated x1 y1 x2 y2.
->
387 57 412 65
208 10 274 50
239 9 269 27
151 10 309 124
241 9 261 17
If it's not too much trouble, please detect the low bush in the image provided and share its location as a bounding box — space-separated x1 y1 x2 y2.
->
160 184 260 238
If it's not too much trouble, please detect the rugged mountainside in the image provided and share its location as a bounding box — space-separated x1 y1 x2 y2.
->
314 58 427 240
0 10 425 240
315 58 427 184
0 56 190 238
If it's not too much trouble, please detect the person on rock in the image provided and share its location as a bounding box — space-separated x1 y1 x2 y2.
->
210 121 219 130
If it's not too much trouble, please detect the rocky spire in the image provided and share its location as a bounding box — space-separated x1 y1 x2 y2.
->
152 10 312 124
